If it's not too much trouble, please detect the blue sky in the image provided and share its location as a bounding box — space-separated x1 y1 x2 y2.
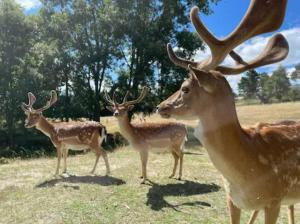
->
200 0 300 36
17 0 300 91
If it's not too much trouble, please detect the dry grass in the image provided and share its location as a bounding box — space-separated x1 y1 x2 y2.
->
2 102 300 223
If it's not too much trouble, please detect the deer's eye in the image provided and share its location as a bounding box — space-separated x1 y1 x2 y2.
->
182 87 190 94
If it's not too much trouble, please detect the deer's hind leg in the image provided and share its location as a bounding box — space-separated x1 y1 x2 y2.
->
264 205 280 224
100 147 110 175
90 146 101 174
178 150 183 180
288 205 294 224
247 210 259 224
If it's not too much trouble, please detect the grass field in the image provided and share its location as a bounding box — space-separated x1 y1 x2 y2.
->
1 102 300 223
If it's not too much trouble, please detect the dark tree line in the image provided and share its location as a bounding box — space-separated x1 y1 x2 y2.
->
238 64 300 104
0 0 219 154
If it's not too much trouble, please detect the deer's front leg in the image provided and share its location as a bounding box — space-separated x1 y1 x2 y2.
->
62 147 69 174
169 151 178 178
139 150 148 184
227 196 241 224
55 146 62 176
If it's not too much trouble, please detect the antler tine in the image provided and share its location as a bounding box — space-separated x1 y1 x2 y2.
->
27 92 36 107
21 92 36 112
167 43 198 69
229 51 248 66
216 33 289 75
190 0 287 70
113 91 118 104
123 91 130 104
21 103 29 112
123 86 149 106
36 90 58 112
104 91 114 105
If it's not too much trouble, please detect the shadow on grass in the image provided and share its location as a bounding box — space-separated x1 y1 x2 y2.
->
35 175 126 188
184 151 203 156
146 180 220 211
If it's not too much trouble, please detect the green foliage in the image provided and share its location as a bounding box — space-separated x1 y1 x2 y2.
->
0 0 42 148
238 70 260 99
270 66 290 101
0 0 220 156
291 63 300 80
239 66 296 104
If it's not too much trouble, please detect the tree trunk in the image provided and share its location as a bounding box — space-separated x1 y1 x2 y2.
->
64 71 70 121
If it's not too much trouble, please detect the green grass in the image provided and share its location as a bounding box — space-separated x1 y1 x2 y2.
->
2 102 300 223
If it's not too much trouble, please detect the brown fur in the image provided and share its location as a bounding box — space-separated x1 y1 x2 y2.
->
157 0 293 223
105 88 187 183
22 91 110 176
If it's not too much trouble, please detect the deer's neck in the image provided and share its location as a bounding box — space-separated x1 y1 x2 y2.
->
117 115 136 143
36 116 55 138
197 98 252 185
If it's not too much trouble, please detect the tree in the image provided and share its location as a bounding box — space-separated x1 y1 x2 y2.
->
257 73 272 104
0 0 39 148
110 0 219 112
270 66 290 101
291 63 300 81
238 70 260 99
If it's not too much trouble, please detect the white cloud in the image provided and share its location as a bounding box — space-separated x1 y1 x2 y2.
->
194 27 300 91
225 75 242 94
16 0 41 10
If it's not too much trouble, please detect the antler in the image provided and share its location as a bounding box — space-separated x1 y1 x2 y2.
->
216 34 289 75
104 91 115 105
104 87 149 106
168 0 288 72
123 91 130 103
123 87 149 106
36 90 58 113
21 92 37 112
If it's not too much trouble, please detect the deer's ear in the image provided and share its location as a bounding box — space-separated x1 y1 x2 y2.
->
128 105 134 111
188 65 216 93
106 106 114 112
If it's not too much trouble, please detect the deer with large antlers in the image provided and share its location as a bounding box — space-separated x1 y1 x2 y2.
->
21 91 110 176
105 87 187 184
157 0 299 223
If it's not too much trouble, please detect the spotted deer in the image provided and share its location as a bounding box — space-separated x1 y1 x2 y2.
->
104 87 187 184
21 90 110 176
157 0 300 223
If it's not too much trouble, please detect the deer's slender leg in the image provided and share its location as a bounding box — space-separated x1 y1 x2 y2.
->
169 151 178 178
265 205 280 224
90 147 101 174
139 150 148 184
101 148 110 175
178 151 183 180
227 196 241 224
55 146 62 175
288 205 294 224
247 210 259 224
62 147 69 174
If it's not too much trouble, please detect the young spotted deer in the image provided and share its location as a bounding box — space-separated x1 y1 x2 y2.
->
21 90 110 176
105 87 187 184
157 0 300 223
